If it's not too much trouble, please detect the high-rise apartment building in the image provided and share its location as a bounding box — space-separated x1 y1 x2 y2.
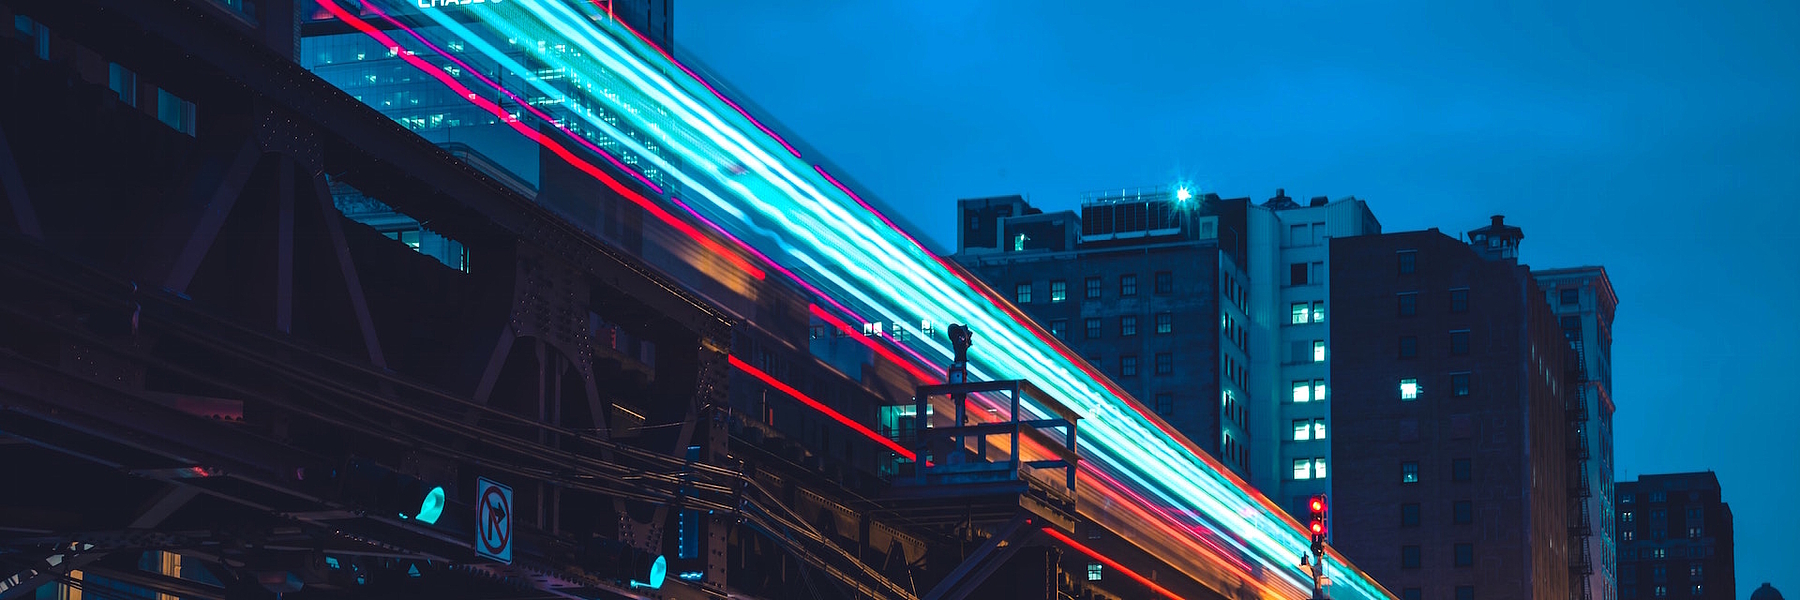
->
1536 266 1621 600
951 189 1255 474
1328 217 1571 600
1245 190 1381 518
1615 472 1735 600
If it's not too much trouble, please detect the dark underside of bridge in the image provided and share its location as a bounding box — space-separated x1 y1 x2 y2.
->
0 1 1241 599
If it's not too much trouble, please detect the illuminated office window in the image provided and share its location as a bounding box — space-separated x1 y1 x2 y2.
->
1087 563 1102 581
1294 459 1313 480
1313 340 1326 362
1313 458 1327 478
1050 280 1066 303
1291 302 1310 324
1313 379 1326 401
1312 301 1325 323
1400 378 1419 400
1293 381 1311 403
1156 312 1172 334
1294 420 1311 441
1402 461 1419 483
1313 419 1327 440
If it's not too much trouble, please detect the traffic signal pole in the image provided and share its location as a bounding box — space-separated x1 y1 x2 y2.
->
1307 494 1329 600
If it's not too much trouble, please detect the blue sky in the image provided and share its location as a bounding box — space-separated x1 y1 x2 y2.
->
677 1 1799 594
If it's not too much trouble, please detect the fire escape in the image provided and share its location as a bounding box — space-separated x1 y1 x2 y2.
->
1564 323 1594 600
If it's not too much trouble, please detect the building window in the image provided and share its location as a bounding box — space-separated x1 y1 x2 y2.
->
1455 586 1474 600
1452 372 1471 397
1686 507 1702 520
1050 320 1067 340
157 89 198 136
1120 355 1138 377
1086 354 1102 369
1154 393 1173 416
808 324 826 340
1623 530 1635 541
1313 458 1327 478
1650 492 1666 503
1403 589 1422 600
109 63 138 107
1291 302 1311 324
1154 352 1172 375
1454 500 1473 524
1401 503 1420 526
1087 563 1103 581
1561 288 1581 305
1313 379 1326 401
1050 280 1067 303
1622 511 1634 523
1312 301 1325 323
1084 276 1102 300
1402 461 1419 483
1294 419 1312 441
1401 545 1421 568
1155 312 1172 334
1120 315 1138 336
1015 283 1032 304
1398 292 1418 316
1689 564 1702 579
1398 250 1417 274
1453 458 1472 482
1654 586 1666 598
1399 336 1418 358
1450 288 1469 312
1688 527 1701 538
1690 585 1702 596
1314 419 1327 439
1454 543 1474 567
1292 381 1311 403
1313 340 1326 362
1084 318 1102 340
1290 262 1309 285
1400 378 1419 400
1120 274 1138 297
1450 330 1470 355
1294 458 1312 480
1153 271 1173 294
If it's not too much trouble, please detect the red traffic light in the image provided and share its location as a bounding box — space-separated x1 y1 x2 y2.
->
1309 520 1325 535
1309 497 1326 513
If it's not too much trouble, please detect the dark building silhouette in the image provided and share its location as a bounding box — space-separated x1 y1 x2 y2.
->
952 189 1256 475
1329 217 1571 599
1535 265 1622 600
1616 472 1736 600
1751 583 1785 600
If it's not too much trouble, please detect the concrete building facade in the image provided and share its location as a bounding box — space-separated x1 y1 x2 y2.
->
1328 218 1571 600
1616 473 1736 600
1244 190 1382 518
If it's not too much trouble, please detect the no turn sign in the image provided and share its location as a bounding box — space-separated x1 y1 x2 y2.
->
475 477 513 564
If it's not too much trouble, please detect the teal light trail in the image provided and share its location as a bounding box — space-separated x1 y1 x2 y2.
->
327 1 1394 597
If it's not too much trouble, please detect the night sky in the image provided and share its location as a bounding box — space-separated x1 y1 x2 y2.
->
677 0 1798 594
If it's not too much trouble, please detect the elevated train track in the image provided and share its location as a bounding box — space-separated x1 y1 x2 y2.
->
0 0 1392 598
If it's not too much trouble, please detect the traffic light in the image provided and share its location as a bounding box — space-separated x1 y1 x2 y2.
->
1307 494 1328 539
339 459 448 525
583 539 667 590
